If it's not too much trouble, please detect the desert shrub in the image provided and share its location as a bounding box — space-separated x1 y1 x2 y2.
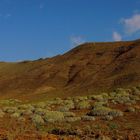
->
18 104 34 111
63 99 74 104
73 96 88 102
81 116 95 121
42 101 52 106
125 102 132 106
75 100 91 110
88 105 123 118
13 109 24 114
44 111 64 122
63 112 76 117
131 87 140 95
57 106 70 112
101 93 109 99
18 104 27 110
109 92 117 98
63 100 75 109
115 88 128 94
115 90 130 98
82 125 92 135
3 107 17 113
0 99 21 106
34 108 46 115
110 89 137 105
114 96 131 104
54 97 62 100
109 110 123 117
111 100 117 104
88 106 112 116
10 112 21 118
93 101 108 108
87 95 94 100
65 117 81 122
34 102 46 109
96 135 111 140
129 95 140 101
32 114 44 125
114 99 124 104
50 126 80 136
113 89 131 103
9 99 22 104
51 98 63 105
45 106 51 110
65 104 75 110
102 115 113 121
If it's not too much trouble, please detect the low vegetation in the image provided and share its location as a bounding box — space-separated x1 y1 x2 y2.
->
0 86 140 139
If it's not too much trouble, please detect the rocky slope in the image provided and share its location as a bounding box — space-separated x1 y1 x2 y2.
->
0 40 140 99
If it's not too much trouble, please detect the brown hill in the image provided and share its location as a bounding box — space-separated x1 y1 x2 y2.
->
0 40 140 100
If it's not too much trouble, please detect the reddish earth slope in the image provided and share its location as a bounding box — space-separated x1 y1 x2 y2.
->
0 40 140 99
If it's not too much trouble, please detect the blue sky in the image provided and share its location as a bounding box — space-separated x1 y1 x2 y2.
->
0 0 140 61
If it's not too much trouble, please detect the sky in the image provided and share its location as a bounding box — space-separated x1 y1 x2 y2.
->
0 0 140 61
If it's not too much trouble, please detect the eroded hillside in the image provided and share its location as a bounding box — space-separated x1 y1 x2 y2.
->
0 40 140 100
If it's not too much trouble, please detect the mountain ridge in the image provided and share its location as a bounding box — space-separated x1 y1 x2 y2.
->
0 40 140 100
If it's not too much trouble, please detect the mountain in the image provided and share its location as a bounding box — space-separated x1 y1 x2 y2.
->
0 40 140 100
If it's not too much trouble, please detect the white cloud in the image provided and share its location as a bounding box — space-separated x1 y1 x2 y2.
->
70 36 85 47
121 13 140 35
112 32 122 41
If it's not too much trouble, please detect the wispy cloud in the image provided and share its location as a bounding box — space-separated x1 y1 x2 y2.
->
121 13 140 35
112 31 122 41
70 36 85 47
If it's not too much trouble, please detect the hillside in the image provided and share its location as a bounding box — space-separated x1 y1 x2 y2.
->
0 40 140 100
